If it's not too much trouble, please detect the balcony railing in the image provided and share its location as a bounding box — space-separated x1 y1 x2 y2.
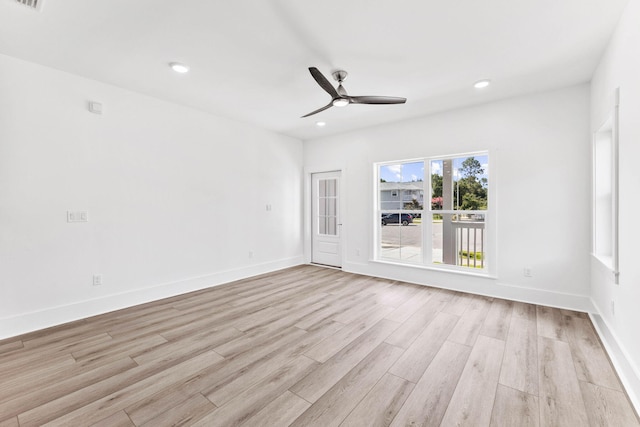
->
452 219 485 269
377 211 486 270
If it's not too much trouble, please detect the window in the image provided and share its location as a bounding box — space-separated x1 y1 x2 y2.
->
594 123 613 260
593 92 618 282
378 162 424 262
376 153 490 273
318 178 338 236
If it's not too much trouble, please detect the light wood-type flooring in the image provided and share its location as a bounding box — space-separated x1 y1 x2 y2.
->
1 265 638 426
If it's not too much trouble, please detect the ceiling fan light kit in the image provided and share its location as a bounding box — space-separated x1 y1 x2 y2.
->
332 98 349 107
302 67 406 118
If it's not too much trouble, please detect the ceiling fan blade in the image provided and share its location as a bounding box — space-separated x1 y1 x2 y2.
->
309 67 339 98
349 96 407 105
301 102 333 118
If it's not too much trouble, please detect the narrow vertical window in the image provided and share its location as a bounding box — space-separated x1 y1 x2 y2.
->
318 178 338 236
594 125 613 260
593 93 619 282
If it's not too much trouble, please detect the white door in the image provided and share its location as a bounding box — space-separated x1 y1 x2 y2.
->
312 171 342 267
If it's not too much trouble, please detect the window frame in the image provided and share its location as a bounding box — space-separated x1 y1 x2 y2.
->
592 89 619 283
374 151 492 275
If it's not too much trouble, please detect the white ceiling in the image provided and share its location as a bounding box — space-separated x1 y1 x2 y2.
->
0 0 629 140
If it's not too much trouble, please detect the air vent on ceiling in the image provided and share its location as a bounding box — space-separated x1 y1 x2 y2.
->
15 0 43 11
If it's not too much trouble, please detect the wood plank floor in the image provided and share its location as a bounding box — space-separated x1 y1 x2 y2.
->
1 265 638 426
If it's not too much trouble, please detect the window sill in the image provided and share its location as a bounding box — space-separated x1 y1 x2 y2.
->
592 253 613 271
591 253 619 284
371 258 497 280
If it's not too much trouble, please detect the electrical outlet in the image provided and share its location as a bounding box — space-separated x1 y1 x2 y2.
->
92 274 102 286
611 300 615 315
356 249 360 256
249 251 254 259
523 267 533 277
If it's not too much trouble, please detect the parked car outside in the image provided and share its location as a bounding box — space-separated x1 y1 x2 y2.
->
381 213 413 226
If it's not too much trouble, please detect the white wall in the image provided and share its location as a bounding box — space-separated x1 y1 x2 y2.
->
590 0 640 409
0 54 304 339
304 84 592 309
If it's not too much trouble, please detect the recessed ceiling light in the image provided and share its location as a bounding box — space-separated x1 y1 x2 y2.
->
316 121 326 127
169 62 190 73
474 79 491 89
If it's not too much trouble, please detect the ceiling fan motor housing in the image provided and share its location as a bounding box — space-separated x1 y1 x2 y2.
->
332 70 348 82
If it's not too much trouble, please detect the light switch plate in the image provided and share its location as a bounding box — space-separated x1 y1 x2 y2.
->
67 211 89 222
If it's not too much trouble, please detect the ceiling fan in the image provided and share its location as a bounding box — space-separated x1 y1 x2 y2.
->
302 67 406 118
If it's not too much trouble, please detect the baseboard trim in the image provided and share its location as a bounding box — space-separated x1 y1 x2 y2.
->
0 256 304 341
342 261 595 313
589 310 640 415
